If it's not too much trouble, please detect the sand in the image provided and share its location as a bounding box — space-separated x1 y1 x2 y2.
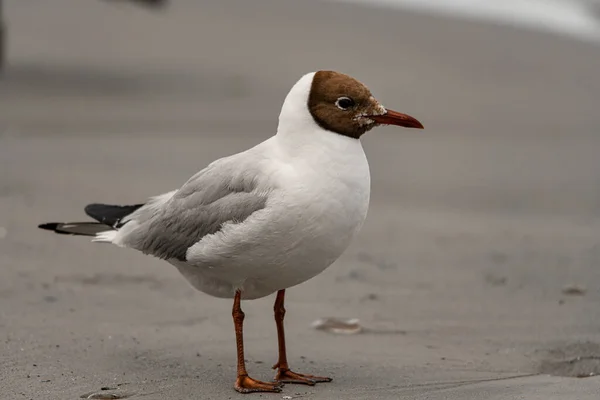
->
0 0 599 398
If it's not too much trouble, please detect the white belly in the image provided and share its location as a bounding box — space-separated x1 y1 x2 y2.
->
174 140 371 300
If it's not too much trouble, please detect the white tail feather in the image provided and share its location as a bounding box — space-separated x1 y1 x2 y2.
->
92 230 118 243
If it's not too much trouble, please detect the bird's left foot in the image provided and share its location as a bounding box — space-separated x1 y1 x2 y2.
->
273 365 332 386
235 375 284 393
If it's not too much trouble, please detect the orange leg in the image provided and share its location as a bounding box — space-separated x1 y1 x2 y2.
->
272 289 333 385
232 290 283 393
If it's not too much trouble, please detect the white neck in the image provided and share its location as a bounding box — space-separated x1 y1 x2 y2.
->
276 72 316 136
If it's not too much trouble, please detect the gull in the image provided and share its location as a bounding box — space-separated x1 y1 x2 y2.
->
39 70 423 393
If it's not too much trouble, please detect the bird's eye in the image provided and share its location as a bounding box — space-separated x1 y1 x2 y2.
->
335 97 355 110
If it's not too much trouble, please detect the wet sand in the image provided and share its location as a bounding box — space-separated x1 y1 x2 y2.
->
1 0 599 398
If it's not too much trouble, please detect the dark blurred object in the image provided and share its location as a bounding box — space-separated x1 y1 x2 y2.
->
135 0 167 7
0 0 4 73
103 0 168 8
0 0 167 73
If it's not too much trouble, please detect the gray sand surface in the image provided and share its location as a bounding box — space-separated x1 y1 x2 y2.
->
1 0 599 398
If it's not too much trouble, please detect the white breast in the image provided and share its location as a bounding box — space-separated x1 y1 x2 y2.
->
271 129 371 248
268 132 372 283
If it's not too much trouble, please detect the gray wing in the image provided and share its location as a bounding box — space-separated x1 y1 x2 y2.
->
120 159 270 262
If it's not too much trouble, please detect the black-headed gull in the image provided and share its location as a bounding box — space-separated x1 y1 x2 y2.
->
39 70 423 393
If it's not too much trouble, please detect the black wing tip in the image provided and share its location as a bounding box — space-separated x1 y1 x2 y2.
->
38 222 60 231
38 221 112 236
38 222 77 235
84 203 144 226
84 203 102 215
84 203 114 224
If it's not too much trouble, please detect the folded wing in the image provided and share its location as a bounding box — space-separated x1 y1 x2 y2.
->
114 160 271 262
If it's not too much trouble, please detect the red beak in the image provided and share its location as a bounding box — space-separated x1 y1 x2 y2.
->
369 109 424 129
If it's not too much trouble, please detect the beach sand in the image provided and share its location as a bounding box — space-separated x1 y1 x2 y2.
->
0 0 599 398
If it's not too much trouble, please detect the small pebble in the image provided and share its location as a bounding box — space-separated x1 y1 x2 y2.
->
312 317 363 334
562 285 586 296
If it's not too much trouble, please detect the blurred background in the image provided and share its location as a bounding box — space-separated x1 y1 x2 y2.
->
0 0 599 399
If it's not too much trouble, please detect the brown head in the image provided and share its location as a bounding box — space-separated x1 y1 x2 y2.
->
307 71 423 139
